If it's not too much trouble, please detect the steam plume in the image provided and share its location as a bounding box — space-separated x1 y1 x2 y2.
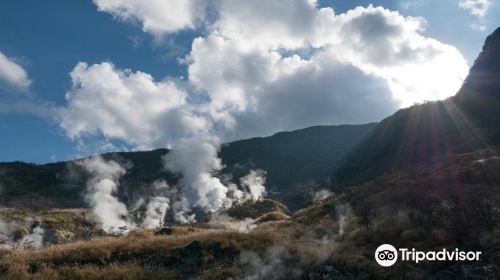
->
164 137 268 222
0 218 45 249
77 156 134 233
239 170 267 202
164 138 230 214
238 246 300 280
142 180 170 229
208 214 257 233
312 189 333 203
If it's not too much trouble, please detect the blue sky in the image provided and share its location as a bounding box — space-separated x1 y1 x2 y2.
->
0 0 499 163
0 0 194 162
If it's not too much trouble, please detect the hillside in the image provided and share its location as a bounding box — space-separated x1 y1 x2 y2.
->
221 124 377 208
2 150 500 279
334 27 500 186
0 124 375 210
0 149 174 209
315 27 500 278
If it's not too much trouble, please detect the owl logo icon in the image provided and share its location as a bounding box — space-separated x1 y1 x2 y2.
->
375 244 398 267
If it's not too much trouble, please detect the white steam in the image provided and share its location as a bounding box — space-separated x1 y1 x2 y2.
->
142 180 170 229
0 218 45 249
78 157 179 232
238 246 300 280
208 214 257 233
163 138 230 214
335 203 352 236
77 156 135 233
312 189 333 203
239 170 267 203
78 154 258 231
164 137 268 222
18 223 45 248
226 170 267 209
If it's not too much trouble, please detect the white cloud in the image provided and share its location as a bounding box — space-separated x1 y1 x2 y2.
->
328 6 468 105
0 51 31 90
0 52 50 117
58 62 195 148
69 1 471 158
0 98 53 117
188 32 400 139
187 4 467 138
92 0 204 36
91 1 468 110
459 0 492 17
213 0 320 51
225 53 400 139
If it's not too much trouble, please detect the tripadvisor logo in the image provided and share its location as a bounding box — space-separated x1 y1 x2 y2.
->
375 244 398 267
374 244 482 267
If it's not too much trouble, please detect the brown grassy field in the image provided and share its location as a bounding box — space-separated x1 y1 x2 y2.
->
0 198 354 280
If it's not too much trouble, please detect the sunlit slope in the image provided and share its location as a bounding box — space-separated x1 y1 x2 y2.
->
335 27 500 186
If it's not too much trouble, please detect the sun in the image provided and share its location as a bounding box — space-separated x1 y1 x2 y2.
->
388 45 470 107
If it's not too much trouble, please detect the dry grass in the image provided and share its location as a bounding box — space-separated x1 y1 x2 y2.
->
254 211 290 224
224 199 289 219
0 208 32 221
0 211 347 279
0 225 278 279
0 208 98 246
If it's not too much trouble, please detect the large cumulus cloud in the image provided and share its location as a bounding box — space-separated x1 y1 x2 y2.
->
185 4 468 138
60 1 469 145
58 62 207 148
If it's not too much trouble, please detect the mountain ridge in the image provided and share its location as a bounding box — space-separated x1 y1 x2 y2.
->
0 123 377 210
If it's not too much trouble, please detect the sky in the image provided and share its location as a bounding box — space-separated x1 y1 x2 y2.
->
0 0 499 163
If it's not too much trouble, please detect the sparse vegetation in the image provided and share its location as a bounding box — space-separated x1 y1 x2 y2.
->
1 148 500 279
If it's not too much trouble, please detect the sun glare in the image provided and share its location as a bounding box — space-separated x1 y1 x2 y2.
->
390 50 470 107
